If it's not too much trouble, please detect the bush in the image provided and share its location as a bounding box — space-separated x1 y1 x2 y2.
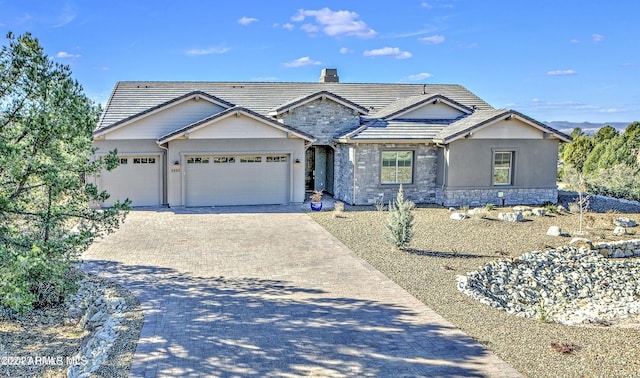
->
0 245 78 315
387 185 415 249
586 164 640 202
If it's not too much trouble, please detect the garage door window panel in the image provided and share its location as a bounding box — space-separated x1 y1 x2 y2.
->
266 156 287 163
187 157 210 164
213 156 235 164
240 156 262 163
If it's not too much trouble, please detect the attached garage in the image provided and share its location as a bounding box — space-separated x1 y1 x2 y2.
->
184 153 290 206
98 155 162 207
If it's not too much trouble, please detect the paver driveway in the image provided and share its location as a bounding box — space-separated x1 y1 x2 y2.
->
82 206 521 377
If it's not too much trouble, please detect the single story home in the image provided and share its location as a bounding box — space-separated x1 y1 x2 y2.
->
92 69 571 208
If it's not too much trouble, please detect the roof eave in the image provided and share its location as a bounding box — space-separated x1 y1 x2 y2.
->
334 137 435 144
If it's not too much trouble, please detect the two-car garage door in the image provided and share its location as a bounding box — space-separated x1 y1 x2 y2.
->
184 154 290 206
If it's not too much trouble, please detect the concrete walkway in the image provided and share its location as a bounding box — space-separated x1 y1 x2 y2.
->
82 206 521 377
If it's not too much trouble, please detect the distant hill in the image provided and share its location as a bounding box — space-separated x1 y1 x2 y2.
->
546 121 632 136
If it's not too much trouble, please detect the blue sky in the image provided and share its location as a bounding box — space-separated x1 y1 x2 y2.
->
2 0 639 123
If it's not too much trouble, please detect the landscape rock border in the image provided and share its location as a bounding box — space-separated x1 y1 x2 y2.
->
66 270 143 378
457 240 640 326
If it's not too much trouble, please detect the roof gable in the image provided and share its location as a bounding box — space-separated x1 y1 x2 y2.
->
370 94 473 120
435 110 572 144
158 107 315 143
95 91 235 136
268 90 369 116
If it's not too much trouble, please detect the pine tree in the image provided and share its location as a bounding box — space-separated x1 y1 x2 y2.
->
0 32 129 314
386 185 415 249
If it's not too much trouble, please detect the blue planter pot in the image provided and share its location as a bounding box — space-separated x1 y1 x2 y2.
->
310 201 323 211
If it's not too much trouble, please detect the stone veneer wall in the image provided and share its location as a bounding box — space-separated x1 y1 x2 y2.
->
335 143 438 205
596 239 640 258
279 99 360 145
333 144 354 204
436 187 558 207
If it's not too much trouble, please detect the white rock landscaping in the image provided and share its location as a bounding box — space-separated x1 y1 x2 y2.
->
66 277 126 377
498 212 523 222
450 212 467 220
546 226 562 237
457 240 640 326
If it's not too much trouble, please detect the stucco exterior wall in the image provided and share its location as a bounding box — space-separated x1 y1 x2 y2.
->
437 138 560 206
333 143 437 205
445 138 559 188
280 99 360 144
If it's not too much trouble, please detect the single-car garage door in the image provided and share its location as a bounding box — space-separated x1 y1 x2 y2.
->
99 155 162 207
185 154 289 206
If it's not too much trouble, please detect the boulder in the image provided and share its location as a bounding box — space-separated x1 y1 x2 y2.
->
532 208 547 217
513 206 532 212
450 212 467 220
614 217 637 227
569 237 594 250
498 212 523 222
546 226 562 237
613 226 627 236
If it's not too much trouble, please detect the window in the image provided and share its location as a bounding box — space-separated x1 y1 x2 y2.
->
213 156 235 164
381 151 413 184
266 156 287 163
187 156 210 164
493 151 514 185
133 157 156 164
240 156 262 163
119 158 128 164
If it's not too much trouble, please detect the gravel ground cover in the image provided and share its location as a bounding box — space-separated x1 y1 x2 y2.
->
309 204 640 378
0 270 142 377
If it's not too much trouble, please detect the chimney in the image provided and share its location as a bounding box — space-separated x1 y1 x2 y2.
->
319 68 339 83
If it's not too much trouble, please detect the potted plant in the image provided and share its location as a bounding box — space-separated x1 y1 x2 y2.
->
310 190 323 211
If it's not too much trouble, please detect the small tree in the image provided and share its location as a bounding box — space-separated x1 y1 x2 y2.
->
0 32 129 314
386 185 415 249
563 167 589 235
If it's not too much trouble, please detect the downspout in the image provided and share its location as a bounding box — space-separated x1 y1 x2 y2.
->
436 143 448 206
158 143 169 207
352 143 357 205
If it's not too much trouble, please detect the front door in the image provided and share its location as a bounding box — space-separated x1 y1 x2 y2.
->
305 148 315 191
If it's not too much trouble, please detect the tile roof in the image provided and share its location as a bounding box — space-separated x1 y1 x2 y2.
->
97 81 493 131
268 90 369 116
340 118 454 141
368 94 473 119
434 109 572 143
157 106 316 143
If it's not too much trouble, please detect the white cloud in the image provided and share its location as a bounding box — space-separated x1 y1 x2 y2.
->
301 23 319 33
282 23 294 30
599 107 627 114
238 16 258 26
406 72 433 81
283 56 322 68
421 2 453 9
570 39 580 44
546 69 577 76
419 35 445 44
592 34 604 42
363 47 412 59
339 47 353 54
53 4 76 27
292 8 376 39
185 47 231 56
55 51 80 58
